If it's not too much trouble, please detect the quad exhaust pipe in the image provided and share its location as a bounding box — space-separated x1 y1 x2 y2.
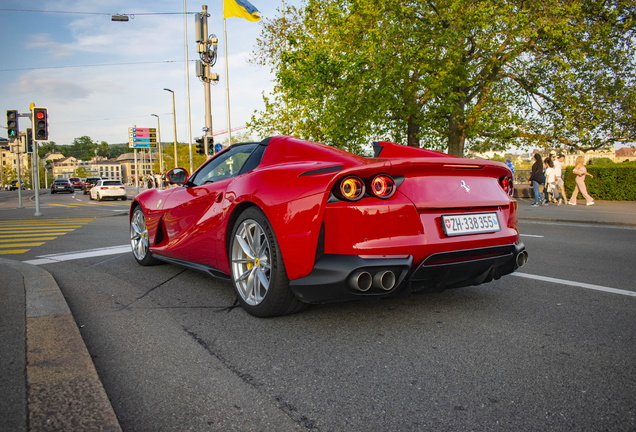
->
349 271 372 292
349 270 396 292
516 250 528 267
373 270 396 291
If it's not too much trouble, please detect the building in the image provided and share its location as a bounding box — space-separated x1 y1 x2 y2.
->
49 156 122 180
117 153 154 185
1 134 35 183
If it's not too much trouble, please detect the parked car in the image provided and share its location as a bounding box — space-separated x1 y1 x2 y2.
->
69 177 83 190
83 177 102 195
7 180 25 191
50 179 74 194
90 179 127 201
129 136 527 318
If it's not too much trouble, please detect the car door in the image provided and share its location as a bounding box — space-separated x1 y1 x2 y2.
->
158 143 259 268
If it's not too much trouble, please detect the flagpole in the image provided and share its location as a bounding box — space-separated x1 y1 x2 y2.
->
184 0 194 174
224 17 232 145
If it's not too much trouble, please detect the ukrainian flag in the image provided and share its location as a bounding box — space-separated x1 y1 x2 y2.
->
223 0 261 22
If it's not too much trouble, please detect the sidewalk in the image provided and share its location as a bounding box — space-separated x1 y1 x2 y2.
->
0 193 634 432
0 259 122 432
515 185 636 227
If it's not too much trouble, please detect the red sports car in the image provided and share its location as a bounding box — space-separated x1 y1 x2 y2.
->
130 136 527 317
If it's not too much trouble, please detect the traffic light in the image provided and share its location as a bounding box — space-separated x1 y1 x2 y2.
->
32 107 48 141
195 137 205 155
6 110 18 139
26 128 33 153
207 137 214 155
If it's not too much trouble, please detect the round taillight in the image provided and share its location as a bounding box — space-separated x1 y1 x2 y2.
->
337 176 365 201
500 176 513 197
368 174 396 199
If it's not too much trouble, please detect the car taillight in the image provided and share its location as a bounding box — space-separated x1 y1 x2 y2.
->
499 176 514 197
101 187 108 190
367 174 396 199
120 187 125 190
335 176 365 201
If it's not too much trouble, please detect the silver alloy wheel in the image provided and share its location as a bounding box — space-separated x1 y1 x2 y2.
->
130 208 149 261
231 219 272 306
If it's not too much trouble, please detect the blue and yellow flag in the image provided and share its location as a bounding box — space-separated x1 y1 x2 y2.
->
223 0 261 22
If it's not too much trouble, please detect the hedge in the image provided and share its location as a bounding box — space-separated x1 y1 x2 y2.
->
564 166 636 201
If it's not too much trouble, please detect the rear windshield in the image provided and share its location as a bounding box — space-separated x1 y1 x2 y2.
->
103 181 122 186
54 180 69 184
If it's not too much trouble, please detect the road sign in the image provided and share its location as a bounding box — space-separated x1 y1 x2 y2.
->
128 127 157 148
214 143 223 153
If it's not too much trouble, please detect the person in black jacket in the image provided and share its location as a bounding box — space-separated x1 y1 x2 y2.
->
529 153 546 207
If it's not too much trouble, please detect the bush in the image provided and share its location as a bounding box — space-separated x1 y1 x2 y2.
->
564 166 636 201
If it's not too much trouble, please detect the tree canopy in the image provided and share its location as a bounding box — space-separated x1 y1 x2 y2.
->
249 0 636 156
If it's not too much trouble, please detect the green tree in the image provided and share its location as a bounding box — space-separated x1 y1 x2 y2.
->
75 167 92 178
97 141 110 158
64 136 98 160
250 0 636 156
38 141 59 159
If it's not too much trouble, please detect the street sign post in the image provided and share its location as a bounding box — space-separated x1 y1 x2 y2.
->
128 127 157 148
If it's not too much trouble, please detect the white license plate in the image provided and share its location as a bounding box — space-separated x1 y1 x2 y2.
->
441 212 501 236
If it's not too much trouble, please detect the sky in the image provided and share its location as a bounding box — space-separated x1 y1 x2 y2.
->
0 0 299 147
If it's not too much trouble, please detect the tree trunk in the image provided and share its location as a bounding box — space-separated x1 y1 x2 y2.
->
406 116 420 148
448 100 466 157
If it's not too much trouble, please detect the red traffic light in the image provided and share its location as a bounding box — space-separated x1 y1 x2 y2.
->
36 111 45 120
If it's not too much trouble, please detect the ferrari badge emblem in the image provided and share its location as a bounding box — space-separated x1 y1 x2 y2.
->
461 180 470 193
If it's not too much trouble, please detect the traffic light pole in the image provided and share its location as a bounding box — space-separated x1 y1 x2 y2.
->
14 139 24 209
20 111 42 216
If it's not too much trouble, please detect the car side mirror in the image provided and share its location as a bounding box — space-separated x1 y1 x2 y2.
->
167 168 189 185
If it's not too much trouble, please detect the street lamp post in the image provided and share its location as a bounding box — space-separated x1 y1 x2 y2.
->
164 88 178 169
151 114 164 175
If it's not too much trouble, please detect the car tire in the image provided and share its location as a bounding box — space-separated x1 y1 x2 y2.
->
130 206 160 266
121 196 127 201
51 191 55 194
229 207 306 318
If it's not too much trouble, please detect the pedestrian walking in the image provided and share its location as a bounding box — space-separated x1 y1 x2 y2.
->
529 153 546 207
505 155 515 179
544 158 561 205
569 156 595 206
554 153 568 204
543 156 552 203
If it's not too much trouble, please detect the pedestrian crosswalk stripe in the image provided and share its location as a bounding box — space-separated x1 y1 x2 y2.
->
0 218 94 255
0 242 46 248
0 233 69 238
0 238 56 242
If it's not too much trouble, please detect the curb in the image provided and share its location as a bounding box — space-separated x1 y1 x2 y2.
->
0 259 122 432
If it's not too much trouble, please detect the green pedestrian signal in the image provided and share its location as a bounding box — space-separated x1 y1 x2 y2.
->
6 110 18 138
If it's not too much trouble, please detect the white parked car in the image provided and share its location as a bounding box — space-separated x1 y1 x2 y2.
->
90 179 127 201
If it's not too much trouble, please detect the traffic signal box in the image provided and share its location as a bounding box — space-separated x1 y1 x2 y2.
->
6 110 18 139
195 137 205 155
33 107 48 141
26 128 33 153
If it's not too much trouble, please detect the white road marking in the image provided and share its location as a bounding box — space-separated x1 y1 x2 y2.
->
511 272 636 297
519 234 544 238
23 245 130 265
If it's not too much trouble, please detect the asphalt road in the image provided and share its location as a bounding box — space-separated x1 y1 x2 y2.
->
3 191 636 431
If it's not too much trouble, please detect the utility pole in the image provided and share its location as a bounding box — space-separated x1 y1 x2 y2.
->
196 5 219 156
